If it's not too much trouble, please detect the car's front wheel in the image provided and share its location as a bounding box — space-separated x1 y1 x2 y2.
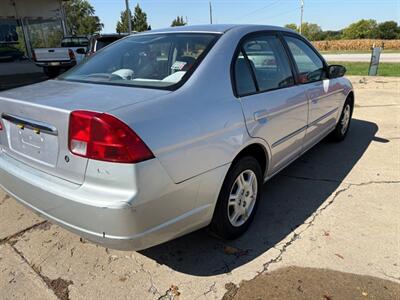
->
211 156 262 239
330 97 353 142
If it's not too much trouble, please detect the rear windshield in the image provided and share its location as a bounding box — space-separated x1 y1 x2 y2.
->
61 37 89 47
60 33 219 89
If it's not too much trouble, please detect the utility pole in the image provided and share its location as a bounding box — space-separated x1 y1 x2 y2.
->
209 1 213 24
299 0 304 35
125 0 132 34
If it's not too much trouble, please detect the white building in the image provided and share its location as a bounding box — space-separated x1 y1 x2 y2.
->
1 0 68 59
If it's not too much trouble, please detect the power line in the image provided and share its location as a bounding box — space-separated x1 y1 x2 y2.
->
249 7 299 23
234 0 281 21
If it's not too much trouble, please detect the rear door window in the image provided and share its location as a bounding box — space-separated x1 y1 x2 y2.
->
233 33 294 96
242 35 294 92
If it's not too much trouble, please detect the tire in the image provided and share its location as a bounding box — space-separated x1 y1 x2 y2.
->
43 67 60 78
210 156 263 240
330 97 353 142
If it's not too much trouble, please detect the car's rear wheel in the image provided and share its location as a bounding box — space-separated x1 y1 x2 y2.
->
330 97 353 142
211 156 262 239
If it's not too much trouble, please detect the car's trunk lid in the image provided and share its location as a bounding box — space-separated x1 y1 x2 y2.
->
0 80 170 184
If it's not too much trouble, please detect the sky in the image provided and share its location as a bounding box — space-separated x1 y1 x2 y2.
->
88 0 400 33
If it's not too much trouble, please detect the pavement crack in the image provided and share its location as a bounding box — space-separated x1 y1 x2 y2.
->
0 220 49 245
281 174 400 187
9 243 64 299
231 178 400 293
158 285 181 300
351 180 400 186
202 282 217 298
132 254 161 297
262 184 352 272
262 232 301 272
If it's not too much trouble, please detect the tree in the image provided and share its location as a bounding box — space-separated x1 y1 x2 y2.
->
116 10 131 33
284 23 298 32
300 23 324 41
133 4 150 32
284 23 323 40
342 19 378 39
116 4 150 33
377 21 399 39
64 0 103 35
171 16 187 27
321 30 343 40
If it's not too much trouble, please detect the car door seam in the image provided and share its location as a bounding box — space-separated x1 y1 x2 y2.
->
308 107 338 127
311 88 344 102
271 125 308 148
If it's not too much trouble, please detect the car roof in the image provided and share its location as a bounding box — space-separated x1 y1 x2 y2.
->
138 24 293 35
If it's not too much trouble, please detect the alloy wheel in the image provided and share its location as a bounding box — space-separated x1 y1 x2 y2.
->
227 169 258 227
341 104 351 135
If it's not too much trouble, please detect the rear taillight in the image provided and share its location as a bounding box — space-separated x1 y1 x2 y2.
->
32 51 37 62
68 49 76 60
68 110 154 163
0 121 3 131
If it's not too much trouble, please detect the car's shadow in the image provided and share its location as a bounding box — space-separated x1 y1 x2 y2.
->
141 119 382 276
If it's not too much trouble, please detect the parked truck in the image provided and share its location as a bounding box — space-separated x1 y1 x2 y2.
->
33 36 89 77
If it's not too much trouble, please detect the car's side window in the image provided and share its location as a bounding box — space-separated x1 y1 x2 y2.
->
233 51 257 96
233 34 294 97
242 35 294 92
284 36 326 83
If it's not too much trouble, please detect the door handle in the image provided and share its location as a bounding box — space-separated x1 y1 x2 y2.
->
254 110 269 121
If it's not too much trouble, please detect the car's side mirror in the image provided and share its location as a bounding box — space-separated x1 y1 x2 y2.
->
76 48 86 55
328 65 346 79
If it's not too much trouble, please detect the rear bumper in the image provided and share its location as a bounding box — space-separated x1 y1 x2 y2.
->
0 151 225 250
34 61 76 68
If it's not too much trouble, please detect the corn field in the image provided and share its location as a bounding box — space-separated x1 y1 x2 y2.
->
312 39 400 51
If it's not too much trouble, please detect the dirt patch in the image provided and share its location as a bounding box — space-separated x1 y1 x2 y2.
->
223 266 400 300
0 194 10 205
43 276 73 300
0 221 49 246
35 221 52 232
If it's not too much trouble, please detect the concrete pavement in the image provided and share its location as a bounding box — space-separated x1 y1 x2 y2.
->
0 76 399 299
0 60 42 75
0 61 47 91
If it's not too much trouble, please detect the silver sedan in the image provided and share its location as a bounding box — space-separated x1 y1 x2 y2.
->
0 25 354 250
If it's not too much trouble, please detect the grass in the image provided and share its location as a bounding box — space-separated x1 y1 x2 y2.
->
321 49 400 54
328 61 400 77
